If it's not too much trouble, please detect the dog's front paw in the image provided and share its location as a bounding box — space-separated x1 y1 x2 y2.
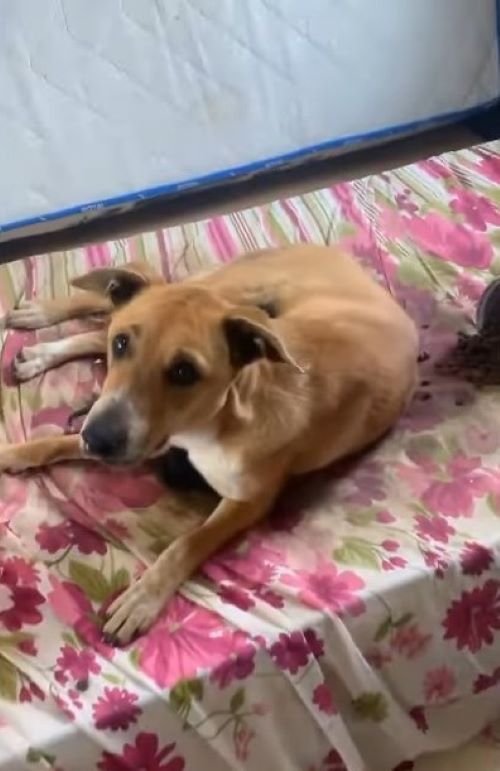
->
0 445 32 474
102 572 172 645
4 301 50 330
14 343 51 381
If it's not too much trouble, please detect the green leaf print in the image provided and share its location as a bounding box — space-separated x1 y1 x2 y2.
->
406 434 448 464
69 560 111 603
0 632 33 649
374 616 393 643
169 678 204 723
26 748 56 765
346 509 376 527
110 567 130 594
397 259 429 290
334 538 380 571
352 691 388 722
230 687 245 713
393 612 413 628
336 222 358 239
0 656 18 701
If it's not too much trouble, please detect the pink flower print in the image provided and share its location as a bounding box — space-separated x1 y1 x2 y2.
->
210 644 256 688
390 624 431 659
343 462 386 506
0 476 29 524
218 583 255 611
269 632 310 674
377 510 396 524
36 522 71 553
450 189 500 231
443 580 500 652
53 466 163 524
282 560 365 617
304 628 325 659
234 723 255 762
312 683 337 715
460 542 494 576
422 549 449 578
382 556 407 571
424 666 456 703
465 423 500 455
53 692 75 722
2 557 39 587
473 666 500 694
135 595 236 688
456 272 486 304
394 282 437 327
92 687 142 731
36 520 106 556
420 158 453 180
98 733 185 771
405 213 493 269
47 578 114 660
55 644 100 687
396 462 434 498
105 518 130 541
475 153 500 183
19 679 45 704
18 637 37 656
378 208 406 239
322 748 348 771
365 648 392 670
409 705 428 733
421 455 489 519
381 540 399 553
0 558 44 631
415 514 455 543
395 193 418 215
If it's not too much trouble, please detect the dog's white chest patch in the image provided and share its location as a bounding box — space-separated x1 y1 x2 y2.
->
171 430 257 501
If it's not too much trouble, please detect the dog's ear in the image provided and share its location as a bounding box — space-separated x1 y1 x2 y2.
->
223 311 304 371
71 262 161 306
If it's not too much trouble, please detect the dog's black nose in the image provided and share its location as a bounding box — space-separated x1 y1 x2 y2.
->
81 420 127 459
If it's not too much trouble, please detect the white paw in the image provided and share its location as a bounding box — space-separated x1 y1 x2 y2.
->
103 573 172 645
14 345 50 381
5 301 50 330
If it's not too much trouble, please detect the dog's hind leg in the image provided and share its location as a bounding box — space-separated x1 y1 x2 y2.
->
13 330 107 381
0 434 84 473
4 292 111 330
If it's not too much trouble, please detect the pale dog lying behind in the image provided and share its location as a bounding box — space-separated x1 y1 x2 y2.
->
0 245 418 644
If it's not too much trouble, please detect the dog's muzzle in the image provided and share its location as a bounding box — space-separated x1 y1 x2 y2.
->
81 401 130 462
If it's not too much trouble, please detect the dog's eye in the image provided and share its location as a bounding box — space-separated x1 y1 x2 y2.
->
112 333 130 359
166 358 200 387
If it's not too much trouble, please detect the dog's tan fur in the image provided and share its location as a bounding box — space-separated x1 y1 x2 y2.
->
0 245 418 643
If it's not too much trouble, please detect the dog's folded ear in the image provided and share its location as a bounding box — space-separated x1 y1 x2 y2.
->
71 262 162 306
223 311 304 371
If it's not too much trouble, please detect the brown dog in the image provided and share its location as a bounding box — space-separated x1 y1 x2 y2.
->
0 245 418 643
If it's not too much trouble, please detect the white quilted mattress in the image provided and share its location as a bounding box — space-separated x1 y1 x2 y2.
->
0 0 499 240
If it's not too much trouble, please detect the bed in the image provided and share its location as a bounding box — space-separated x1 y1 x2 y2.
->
1 0 499 242
1 141 500 770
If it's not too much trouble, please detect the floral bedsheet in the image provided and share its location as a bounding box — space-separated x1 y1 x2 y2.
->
1 142 500 771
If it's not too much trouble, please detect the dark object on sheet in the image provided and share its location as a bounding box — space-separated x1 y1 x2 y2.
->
436 279 500 384
152 447 216 494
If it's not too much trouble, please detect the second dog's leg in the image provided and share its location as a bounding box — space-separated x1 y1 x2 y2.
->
0 435 84 473
4 293 111 330
14 331 107 381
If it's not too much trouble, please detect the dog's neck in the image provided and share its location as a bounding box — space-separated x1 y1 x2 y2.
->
171 361 308 500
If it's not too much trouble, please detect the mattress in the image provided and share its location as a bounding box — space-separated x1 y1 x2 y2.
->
2 141 500 771
0 0 499 242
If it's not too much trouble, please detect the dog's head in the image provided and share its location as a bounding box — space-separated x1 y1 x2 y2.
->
76 264 301 464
